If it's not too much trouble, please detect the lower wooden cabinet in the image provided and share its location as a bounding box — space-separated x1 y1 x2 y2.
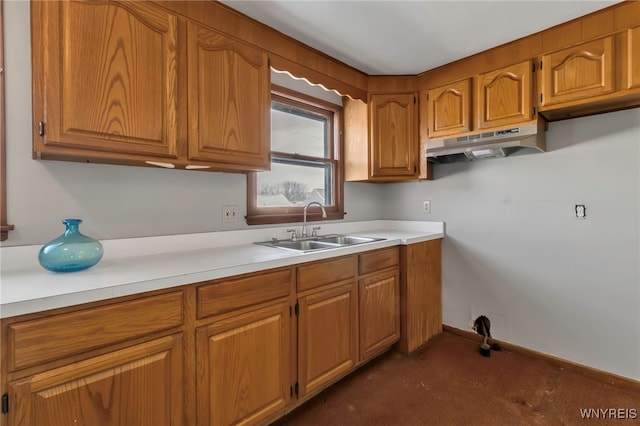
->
196 302 290 426
0 242 441 426
399 239 443 354
297 282 358 398
7 334 184 426
359 269 400 362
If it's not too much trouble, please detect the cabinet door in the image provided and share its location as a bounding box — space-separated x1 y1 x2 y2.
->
427 79 472 138
369 93 418 178
540 36 614 108
8 334 184 426
297 283 357 398
476 60 533 129
359 269 400 362
32 1 179 158
196 302 290 426
187 22 270 171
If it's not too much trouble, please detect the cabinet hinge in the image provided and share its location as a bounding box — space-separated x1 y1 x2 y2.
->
540 93 543 103
2 393 8 414
294 303 299 316
532 106 536 116
532 62 535 73
38 121 45 137
294 382 299 396
290 386 293 397
414 96 416 104
539 60 543 70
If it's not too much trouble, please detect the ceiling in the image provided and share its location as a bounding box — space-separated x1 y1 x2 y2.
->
220 0 620 75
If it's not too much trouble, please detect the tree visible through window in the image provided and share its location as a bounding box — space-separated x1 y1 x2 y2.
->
246 85 344 225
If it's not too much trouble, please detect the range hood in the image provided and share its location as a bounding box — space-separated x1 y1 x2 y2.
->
427 121 546 163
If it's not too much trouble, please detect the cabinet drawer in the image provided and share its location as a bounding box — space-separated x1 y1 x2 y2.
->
8 291 183 371
297 256 356 293
197 268 292 319
359 247 399 275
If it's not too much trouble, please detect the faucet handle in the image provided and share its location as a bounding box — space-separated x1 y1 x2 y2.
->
286 228 298 241
311 226 321 237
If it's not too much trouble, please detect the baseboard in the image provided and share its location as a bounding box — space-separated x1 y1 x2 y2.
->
443 324 640 392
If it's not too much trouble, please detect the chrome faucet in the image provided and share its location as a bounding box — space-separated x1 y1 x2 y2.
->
302 202 327 238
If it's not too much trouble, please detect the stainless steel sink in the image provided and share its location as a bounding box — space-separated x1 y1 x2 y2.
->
315 235 383 245
268 240 342 251
255 234 385 253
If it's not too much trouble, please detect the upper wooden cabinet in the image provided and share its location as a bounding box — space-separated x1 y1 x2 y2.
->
344 93 419 182
427 60 534 139
627 26 640 91
476 60 533 130
369 93 419 178
539 37 614 108
186 22 270 170
427 79 471 138
537 32 640 120
31 1 270 172
32 1 179 159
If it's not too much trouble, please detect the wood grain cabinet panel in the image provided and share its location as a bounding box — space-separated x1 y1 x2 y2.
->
358 246 399 275
8 334 184 426
32 1 179 159
428 79 472 138
369 93 418 178
359 269 400 361
8 291 183 371
539 36 615 108
627 26 640 90
297 283 357 398
197 268 292 319
399 239 442 354
196 302 290 426
476 60 533 129
344 93 419 182
296 256 356 293
187 21 270 170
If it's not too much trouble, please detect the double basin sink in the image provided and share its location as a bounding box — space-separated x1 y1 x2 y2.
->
255 234 386 253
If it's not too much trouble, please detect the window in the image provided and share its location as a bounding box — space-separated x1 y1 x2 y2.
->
246 85 344 225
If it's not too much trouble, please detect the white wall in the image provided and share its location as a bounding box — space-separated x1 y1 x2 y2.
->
381 108 640 381
2 1 382 246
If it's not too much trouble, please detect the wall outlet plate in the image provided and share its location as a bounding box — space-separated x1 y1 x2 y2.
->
222 205 239 223
423 200 431 213
575 204 586 219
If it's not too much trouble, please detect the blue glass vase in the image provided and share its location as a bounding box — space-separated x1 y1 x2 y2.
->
38 219 104 272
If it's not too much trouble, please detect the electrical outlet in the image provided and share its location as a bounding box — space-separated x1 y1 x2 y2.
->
423 200 431 213
222 205 239 223
575 204 586 219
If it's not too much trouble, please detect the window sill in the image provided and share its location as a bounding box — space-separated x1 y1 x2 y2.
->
246 211 345 226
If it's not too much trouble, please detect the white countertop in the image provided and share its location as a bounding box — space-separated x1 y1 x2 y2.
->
0 220 444 318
